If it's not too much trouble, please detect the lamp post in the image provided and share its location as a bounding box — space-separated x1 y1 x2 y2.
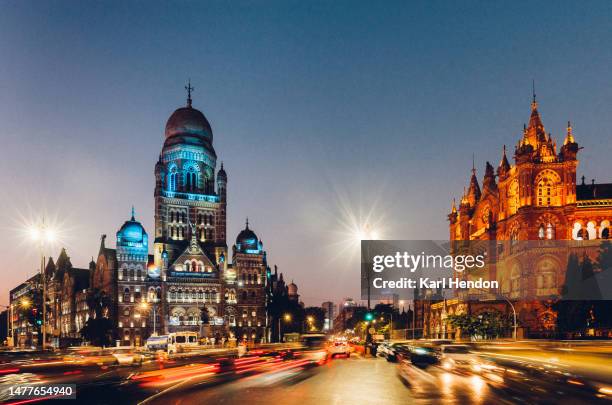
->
140 301 158 337
278 313 291 342
29 219 56 351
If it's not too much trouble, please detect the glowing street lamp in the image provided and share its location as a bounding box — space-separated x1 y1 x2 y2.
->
140 301 158 336
278 313 292 343
20 298 31 309
28 218 58 350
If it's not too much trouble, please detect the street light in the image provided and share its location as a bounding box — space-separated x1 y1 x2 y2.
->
140 301 158 336
278 313 291 342
28 218 61 351
20 299 31 309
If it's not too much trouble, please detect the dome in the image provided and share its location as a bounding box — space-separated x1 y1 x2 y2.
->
116 209 148 247
236 219 260 252
288 281 298 295
164 106 212 140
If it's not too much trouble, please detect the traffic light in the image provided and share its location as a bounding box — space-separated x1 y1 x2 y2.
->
364 312 374 321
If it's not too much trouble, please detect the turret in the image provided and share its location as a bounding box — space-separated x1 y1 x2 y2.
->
217 162 227 202
482 161 497 195
560 121 579 161
497 145 511 179
467 167 481 207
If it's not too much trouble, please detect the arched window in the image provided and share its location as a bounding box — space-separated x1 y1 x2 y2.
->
241 291 247 301
129 267 134 280
136 268 142 280
170 289 176 300
185 262 190 272
546 223 555 240
192 260 198 272
185 167 197 192
578 228 588 240
168 167 177 191
508 180 519 216
535 171 560 207
538 224 545 239
123 288 130 303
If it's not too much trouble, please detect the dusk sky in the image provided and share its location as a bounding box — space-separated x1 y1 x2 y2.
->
1 1 611 306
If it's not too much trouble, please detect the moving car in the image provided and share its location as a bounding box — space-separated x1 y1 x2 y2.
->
409 345 440 368
439 344 488 373
328 341 351 358
385 342 411 362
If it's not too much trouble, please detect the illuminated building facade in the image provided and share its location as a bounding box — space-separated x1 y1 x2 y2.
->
10 86 298 347
423 94 612 338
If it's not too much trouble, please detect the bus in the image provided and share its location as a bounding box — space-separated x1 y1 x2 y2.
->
145 332 199 354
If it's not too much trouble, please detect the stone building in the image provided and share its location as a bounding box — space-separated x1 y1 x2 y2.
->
423 94 612 339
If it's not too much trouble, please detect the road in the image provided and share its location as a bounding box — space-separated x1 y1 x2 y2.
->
1 342 611 404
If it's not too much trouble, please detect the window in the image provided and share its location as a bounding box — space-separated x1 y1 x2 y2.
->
538 224 545 239
185 167 197 192
123 288 130 303
535 171 560 207
168 167 177 191
241 291 247 301
546 223 554 240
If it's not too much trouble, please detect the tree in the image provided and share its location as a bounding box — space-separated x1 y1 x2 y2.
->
200 306 210 325
80 289 113 347
447 311 509 340
555 254 591 337
304 307 325 332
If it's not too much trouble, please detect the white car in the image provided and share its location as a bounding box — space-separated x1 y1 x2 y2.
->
439 344 485 372
110 349 145 366
328 341 351 358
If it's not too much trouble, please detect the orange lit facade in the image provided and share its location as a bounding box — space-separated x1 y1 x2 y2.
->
423 96 612 339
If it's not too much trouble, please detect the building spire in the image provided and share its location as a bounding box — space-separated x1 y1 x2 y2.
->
131 205 135 221
531 79 537 110
564 120 575 145
471 153 476 176
245 217 249 229
185 79 194 108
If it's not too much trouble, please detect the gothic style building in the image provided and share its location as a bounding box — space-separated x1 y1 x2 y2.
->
11 88 300 347
89 90 275 345
423 94 612 339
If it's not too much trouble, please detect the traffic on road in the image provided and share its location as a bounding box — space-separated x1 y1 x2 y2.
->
0 337 611 404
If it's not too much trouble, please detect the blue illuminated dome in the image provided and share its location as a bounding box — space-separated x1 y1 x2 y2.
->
116 209 148 248
236 219 261 253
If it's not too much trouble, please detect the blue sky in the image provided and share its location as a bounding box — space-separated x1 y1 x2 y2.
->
1 1 611 305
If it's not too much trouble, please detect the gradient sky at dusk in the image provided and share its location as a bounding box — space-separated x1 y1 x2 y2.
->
1 1 611 306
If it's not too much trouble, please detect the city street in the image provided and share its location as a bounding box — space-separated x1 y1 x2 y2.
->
2 342 611 404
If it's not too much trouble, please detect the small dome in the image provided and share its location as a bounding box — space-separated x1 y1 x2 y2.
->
236 219 259 252
165 106 212 140
116 209 148 247
217 162 227 181
288 281 298 295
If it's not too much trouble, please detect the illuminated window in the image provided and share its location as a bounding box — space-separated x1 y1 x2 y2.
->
168 167 177 191
535 171 560 207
